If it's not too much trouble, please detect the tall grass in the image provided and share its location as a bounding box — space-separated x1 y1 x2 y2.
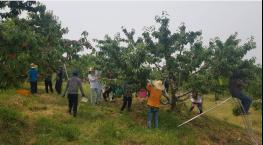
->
0 106 28 145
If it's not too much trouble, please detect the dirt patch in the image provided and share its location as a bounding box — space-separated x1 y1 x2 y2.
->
37 94 57 104
29 105 48 111
6 95 25 109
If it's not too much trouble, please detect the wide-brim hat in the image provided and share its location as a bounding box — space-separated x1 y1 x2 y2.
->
152 80 164 90
88 67 95 72
30 63 36 68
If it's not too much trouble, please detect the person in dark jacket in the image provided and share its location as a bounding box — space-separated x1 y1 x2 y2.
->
121 81 133 112
229 71 252 114
55 67 63 94
103 86 112 101
44 68 53 93
62 71 85 117
28 63 38 94
103 71 114 101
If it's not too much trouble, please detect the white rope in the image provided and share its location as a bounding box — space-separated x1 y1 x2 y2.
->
232 98 258 145
177 97 232 127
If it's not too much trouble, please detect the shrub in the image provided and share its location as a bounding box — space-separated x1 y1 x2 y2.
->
252 99 262 111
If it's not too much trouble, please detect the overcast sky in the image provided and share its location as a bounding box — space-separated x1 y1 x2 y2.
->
42 1 262 64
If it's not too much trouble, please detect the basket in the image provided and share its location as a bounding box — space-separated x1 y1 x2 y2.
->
16 89 30 96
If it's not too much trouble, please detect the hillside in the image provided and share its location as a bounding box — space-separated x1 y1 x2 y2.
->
0 86 262 145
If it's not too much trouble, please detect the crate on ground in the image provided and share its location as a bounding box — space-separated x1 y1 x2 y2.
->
16 89 30 96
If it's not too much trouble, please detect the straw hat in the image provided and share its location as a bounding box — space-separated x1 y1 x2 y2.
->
152 80 164 90
88 67 95 72
30 63 36 68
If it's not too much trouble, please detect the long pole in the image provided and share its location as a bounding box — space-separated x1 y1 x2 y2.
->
177 97 232 127
63 63 69 80
233 99 258 145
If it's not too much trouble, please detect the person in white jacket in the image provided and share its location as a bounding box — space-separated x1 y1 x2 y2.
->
189 90 203 114
88 67 101 105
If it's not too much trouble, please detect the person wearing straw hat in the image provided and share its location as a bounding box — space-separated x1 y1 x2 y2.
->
88 67 101 105
28 63 38 94
146 80 165 128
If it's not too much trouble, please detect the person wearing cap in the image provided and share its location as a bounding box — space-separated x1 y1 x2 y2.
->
88 67 101 105
62 71 85 117
28 63 38 94
146 80 166 128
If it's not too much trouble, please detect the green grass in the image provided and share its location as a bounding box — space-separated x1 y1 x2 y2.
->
200 95 262 134
0 83 262 145
0 106 28 145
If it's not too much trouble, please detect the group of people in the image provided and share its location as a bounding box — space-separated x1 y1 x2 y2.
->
62 69 170 128
28 63 64 95
28 63 252 128
59 67 205 128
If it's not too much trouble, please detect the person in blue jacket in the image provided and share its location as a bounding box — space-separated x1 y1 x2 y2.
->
28 63 38 94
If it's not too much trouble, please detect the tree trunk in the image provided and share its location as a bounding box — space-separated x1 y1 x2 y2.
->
215 92 219 101
165 56 178 111
170 77 177 111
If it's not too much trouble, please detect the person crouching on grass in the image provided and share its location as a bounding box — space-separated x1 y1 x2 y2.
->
62 71 85 117
146 80 166 129
189 90 203 114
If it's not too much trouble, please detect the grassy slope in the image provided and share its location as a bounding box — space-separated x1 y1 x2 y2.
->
203 96 262 134
0 84 262 145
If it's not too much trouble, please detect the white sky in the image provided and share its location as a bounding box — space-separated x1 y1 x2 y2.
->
42 1 262 64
